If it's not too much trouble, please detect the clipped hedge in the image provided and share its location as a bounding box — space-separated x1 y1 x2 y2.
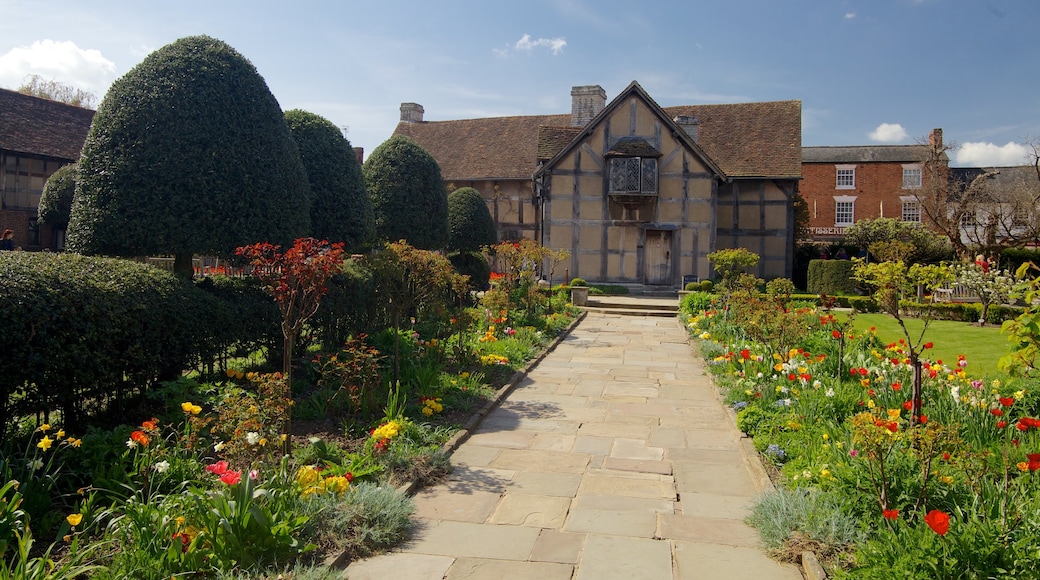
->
1000 248 1040 274
898 300 1022 324
806 259 857 295
311 258 383 348
0 253 204 433
193 275 281 368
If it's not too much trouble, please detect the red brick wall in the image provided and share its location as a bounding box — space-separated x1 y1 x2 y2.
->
801 162 935 240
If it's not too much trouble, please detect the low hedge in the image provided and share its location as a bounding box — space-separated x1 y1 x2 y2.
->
898 300 1022 324
0 253 204 434
806 259 857 295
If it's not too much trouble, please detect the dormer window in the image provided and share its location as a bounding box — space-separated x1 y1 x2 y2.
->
609 157 658 194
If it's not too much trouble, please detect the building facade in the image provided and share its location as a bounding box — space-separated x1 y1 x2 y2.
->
0 88 94 251
800 129 946 244
394 82 801 288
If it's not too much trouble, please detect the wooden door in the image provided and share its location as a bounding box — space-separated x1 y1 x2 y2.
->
645 230 672 285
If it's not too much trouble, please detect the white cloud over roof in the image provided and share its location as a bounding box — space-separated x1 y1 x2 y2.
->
955 141 1032 167
0 39 116 92
868 123 908 143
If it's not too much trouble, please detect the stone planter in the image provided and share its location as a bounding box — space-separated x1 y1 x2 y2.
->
570 286 589 306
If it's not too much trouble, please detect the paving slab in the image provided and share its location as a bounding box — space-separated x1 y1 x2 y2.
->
529 529 586 564
343 552 455 580
507 471 583 497
411 486 502 523
563 507 658 537
490 449 591 474
445 558 573 580
658 513 763 547
490 493 572 527
401 520 541 560
574 535 673 580
673 541 803 580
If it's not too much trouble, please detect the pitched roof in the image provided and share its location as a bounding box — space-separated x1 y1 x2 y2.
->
394 114 567 181
663 100 802 179
0 88 95 160
392 88 801 182
802 145 931 164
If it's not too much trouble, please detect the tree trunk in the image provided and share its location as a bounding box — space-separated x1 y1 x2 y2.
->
174 252 194 279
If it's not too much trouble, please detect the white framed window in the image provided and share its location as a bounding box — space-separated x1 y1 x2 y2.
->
900 196 921 223
959 211 976 228
608 157 658 194
834 195 856 226
902 164 922 189
836 164 856 189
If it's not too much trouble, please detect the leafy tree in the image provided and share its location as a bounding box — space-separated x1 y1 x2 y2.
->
952 262 1013 326
284 109 374 251
708 248 760 286
66 35 310 277
38 162 77 230
843 217 951 264
17 74 97 108
1001 262 1040 376
447 187 496 252
363 136 448 250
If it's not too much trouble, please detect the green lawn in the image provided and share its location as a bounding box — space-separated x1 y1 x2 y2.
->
847 313 1009 378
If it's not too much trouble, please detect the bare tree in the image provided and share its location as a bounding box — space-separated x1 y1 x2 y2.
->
17 74 97 109
918 132 1040 259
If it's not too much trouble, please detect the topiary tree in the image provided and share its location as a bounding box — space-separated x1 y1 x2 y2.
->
38 162 78 231
447 187 496 252
66 35 311 278
363 135 448 250
284 109 374 251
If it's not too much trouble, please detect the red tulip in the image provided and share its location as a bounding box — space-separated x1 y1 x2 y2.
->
924 510 950 536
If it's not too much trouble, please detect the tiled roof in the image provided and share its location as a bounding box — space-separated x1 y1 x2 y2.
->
393 94 802 181
0 88 95 160
395 114 568 181
802 145 930 164
663 100 802 179
605 137 661 158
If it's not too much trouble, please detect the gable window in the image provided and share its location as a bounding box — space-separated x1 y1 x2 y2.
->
834 195 856 226
609 157 658 195
902 165 922 189
960 211 976 228
836 165 856 190
900 196 921 223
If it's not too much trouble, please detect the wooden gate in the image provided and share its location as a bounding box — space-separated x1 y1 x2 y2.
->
645 230 672 285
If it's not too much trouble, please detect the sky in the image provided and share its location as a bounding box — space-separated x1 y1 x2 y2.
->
1 0 1037 167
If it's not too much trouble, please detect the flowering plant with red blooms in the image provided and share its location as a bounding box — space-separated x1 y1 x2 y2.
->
218 470 242 486
924 510 950 535
883 509 899 520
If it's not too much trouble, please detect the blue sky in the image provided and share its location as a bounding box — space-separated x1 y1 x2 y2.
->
1 0 1037 167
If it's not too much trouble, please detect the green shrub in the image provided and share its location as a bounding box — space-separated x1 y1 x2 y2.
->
1000 247 1040 273
446 187 497 252
448 251 491 291
746 487 864 550
680 291 716 315
311 258 382 348
568 278 588 287
0 253 205 435
193 275 280 368
698 280 714 292
807 259 857 295
684 281 699 291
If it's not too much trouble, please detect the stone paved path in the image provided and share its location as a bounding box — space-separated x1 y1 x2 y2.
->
344 312 802 579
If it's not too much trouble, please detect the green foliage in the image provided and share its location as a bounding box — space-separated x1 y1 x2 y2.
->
304 481 414 561
311 258 381 348
747 487 864 550
568 277 587 287
679 291 716 315
0 253 205 434
363 135 449 250
842 217 952 263
284 109 374 251
446 187 497 252
807 259 857 295
192 275 281 369
448 251 491 291
67 35 310 259
708 248 760 285
37 162 77 228
999 248 1040 273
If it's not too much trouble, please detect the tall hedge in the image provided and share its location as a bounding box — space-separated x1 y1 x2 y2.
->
284 109 374 251
363 135 448 250
806 259 857 295
37 162 77 228
447 187 497 252
67 35 310 274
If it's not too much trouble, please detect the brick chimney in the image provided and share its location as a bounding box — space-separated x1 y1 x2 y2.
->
929 128 943 150
571 85 606 127
673 115 699 142
400 102 424 123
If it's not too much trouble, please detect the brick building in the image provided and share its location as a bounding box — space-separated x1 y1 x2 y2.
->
0 88 94 250
800 128 946 245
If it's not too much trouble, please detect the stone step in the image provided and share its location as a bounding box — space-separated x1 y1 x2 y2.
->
581 306 677 317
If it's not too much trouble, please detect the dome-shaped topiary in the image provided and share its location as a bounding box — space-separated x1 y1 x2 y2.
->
363 135 448 250
447 187 497 252
449 251 492 291
38 162 78 228
67 35 310 275
284 109 374 251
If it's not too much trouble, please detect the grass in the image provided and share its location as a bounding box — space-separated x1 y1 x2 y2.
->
847 313 1008 377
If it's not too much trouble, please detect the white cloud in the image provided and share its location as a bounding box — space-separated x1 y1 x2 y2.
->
845 12 857 19
515 34 567 55
868 123 908 142
0 39 116 92
954 141 1032 167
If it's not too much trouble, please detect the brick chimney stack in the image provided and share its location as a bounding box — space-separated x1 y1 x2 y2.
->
929 128 943 150
400 102 424 123
673 115 700 142
571 85 606 127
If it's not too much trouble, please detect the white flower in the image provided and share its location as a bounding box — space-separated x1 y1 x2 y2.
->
213 441 225 452
27 458 43 471
825 388 835 398
126 439 138 449
245 432 260 446
950 386 960 403
153 460 170 473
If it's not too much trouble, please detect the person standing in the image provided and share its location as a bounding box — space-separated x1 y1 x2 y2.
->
0 229 15 250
